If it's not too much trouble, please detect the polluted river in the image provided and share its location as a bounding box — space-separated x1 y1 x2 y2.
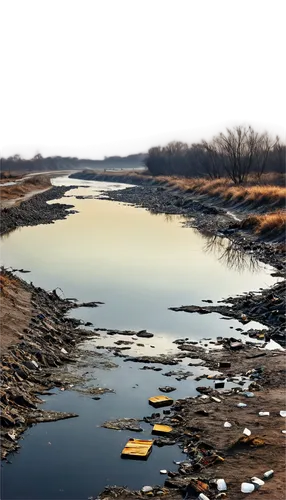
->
0 176 282 500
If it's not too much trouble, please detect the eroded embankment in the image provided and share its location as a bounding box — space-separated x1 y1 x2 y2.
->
0 269 101 458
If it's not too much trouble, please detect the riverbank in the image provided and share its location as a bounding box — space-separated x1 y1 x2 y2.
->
0 185 77 235
69 170 286 242
1 173 285 499
0 268 102 459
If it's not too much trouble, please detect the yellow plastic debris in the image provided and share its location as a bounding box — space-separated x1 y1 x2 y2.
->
148 395 174 408
121 438 154 460
152 424 173 435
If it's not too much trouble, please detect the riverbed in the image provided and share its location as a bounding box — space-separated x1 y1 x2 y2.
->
0 176 279 500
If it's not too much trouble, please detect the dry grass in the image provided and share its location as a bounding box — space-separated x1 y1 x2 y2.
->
0 273 18 296
241 210 286 237
157 176 286 209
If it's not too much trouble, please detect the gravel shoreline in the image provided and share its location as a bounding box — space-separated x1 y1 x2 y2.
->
0 185 77 235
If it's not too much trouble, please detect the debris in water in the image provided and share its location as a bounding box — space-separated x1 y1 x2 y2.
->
152 424 173 435
121 438 153 460
149 395 174 408
102 418 143 432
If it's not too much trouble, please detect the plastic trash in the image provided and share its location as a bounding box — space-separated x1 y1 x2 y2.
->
224 422 232 428
282 430 286 434
31 360 38 368
259 411 270 416
61 348 68 354
217 479 227 491
241 482 255 493
211 396 221 403
142 486 153 493
243 392 255 398
263 470 274 479
279 410 286 417
160 469 168 474
243 428 251 436
251 477 265 486
237 403 247 408
198 494 210 500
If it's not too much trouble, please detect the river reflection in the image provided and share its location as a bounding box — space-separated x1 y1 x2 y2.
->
201 234 261 273
0 176 280 500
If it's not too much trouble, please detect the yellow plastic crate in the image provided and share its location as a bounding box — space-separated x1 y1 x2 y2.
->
148 395 174 408
152 424 173 435
121 438 154 460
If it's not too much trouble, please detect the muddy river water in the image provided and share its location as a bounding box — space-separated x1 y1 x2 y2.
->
0 177 279 500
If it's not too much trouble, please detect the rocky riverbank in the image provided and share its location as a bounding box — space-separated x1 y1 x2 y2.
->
0 185 77 235
0 268 101 459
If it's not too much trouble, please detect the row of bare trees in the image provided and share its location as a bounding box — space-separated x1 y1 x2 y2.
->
144 126 285 183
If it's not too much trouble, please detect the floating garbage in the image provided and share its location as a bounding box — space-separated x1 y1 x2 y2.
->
251 477 265 487
160 469 168 474
121 438 153 460
237 403 247 408
279 410 286 417
241 482 255 493
263 470 274 479
215 381 225 389
217 479 227 491
149 395 174 408
224 422 232 428
152 424 173 435
259 411 270 416
243 428 251 436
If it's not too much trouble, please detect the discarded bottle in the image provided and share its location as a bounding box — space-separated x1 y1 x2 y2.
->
160 469 168 474
259 411 270 416
251 477 265 487
241 482 255 493
279 410 286 417
263 470 274 479
198 494 210 500
217 479 227 491
237 403 247 408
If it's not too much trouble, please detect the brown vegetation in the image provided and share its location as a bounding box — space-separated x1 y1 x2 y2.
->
241 211 286 237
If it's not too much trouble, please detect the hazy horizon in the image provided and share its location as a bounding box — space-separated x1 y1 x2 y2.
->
0 120 286 160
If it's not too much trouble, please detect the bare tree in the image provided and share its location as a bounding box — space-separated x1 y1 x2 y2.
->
192 139 222 179
210 125 278 184
275 140 286 174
